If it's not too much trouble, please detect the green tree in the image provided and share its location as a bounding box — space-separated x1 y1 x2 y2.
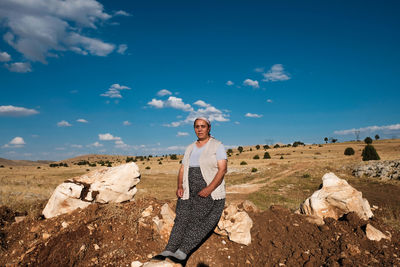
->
240 161 247 165
324 137 328 144
263 145 270 150
263 152 271 159
344 147 355 156
255 144 260 150
362 145 380 161
227 148 233 154
170 154 178 160
375 134 380 140
253 155 260 159
238 146 243 153
364 137 373 144
274 144 280 148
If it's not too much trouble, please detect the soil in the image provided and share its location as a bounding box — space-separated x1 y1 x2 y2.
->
1 197 399 267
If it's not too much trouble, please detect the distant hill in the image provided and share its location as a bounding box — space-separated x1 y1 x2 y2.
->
0 157 54 167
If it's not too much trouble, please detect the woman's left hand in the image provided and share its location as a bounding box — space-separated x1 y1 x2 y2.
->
198 186 213 198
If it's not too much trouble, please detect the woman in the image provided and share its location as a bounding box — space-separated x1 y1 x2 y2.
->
154 117 227 264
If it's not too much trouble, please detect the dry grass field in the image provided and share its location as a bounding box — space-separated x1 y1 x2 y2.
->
1 139 399 228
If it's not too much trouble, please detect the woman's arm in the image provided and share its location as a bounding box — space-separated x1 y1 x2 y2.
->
198 159 227 198
176 164 184 198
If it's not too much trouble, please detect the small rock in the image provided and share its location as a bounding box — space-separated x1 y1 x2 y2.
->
94 244 100 250
79 245 86 252
14 216 26 223
222 240 226 245
42 233 51 240
293 223 299 227
142 205 153 217
131 261 143 267
147 253 153 259
61 221 69 228
365 224 391 241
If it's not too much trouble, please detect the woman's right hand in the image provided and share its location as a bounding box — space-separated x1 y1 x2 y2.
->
176 187 184 198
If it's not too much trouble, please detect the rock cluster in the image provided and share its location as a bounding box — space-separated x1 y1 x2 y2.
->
42 163 141 218
299 172 373 221
353 160 400 180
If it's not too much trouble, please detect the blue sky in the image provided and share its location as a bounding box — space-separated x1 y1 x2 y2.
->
1 0 399 160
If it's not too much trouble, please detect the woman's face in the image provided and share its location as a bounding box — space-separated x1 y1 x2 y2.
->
194 119 210 140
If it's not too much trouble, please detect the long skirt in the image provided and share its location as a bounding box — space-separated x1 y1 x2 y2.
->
165 167 225 254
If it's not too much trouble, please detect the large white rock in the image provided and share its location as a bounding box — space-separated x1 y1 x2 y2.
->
43 163 141 218
299 172 373 221
215 203 253 245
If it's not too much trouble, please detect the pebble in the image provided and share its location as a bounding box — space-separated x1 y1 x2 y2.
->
131 261 143 267
222 240 227 245
94 244 100 250
61 221 69 228
42 233 51 240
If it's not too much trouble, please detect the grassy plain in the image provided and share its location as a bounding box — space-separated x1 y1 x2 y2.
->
1 139 399 227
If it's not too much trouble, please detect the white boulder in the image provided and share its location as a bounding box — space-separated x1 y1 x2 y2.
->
215 203 253 245
299 172 373 221
43 163 141 218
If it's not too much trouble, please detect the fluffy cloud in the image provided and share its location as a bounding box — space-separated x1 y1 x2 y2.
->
245 113 263 118
157 89 172 96
0 0 118 65
117 44 127 54
263 64 290 82
123 120 131 126
57 120 72 127
99 133 121 141
0 51 11 62
100 83 131 98
4 136 25 148
76 118 88 123
177 132 189 137
193 100 209 108
243 79 259 88
87 141 103 147
254 67 264 73
0 105 39 116
5 62 32 73
226 80 234 86
334 123 400 135
148 98 164 108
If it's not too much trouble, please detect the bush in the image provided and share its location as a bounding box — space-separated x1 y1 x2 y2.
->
145 166 151 169
324 137 328 143
227 148 233 154
263 152 271 159
251 168 258 173
126 157 135 163
344 147 355 156
107 163 112 167
292 141 305 147
364 137 373 144
362 145 380 161
37 166 41 169
375 134 380 140
240 161 247 165
274 144 280 148
302 173 310 178
263 145 270 150
280 156 284 159
159 161 162 165
0 165 4 168
238 146 243 153
255 145 260 150
253 155 259 159
170 154 178 160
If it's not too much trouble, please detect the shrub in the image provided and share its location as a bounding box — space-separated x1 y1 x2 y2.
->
37 166 41 169
280 156 284 159
126 157 135 163
375 134 380 140
238 146 243 153
344 147 355 156
251 168 258 172
263 152 271 159
302 173 310 178
324 137 328 143
263 145 270 150
227 148 233 154
274 144 280 148
240 161 247 165
250 148 252 151
107 163 112 167
170 154 178 160
292 141 304 147
255 145 260 150
362 145 380 161
253 155 260 159
145 166 151 169
364 137 373 144
0 165 4 168
159 161 162 165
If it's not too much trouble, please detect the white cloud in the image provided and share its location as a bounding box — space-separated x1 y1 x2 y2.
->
193 100 209 108
87 141 103 147
114 139 129 149
100 83 131 98
245 113 263 118
243 79 259 88
267 99 273 103
166 146 186 151
254 67 264 73
0 51 11 62
157 89 172 96
76 118 88 123
165 96 193 111
0 105 39 117
334 123 400 135
0 0 117 65
123 120 131 126
234 121 240 125
5 62 32 73
262 64 290 82
71 144 83 148
117 44 127 54
99 133 121 141
3 136 25 148
57 120 72 127
148 98 164 108
177 132 189 137
114 10 132 16
226 80 234 86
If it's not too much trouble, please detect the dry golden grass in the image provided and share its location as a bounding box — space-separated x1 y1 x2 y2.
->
1 139 399 227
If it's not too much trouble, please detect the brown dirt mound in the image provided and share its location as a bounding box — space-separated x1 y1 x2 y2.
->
1 199 399 266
